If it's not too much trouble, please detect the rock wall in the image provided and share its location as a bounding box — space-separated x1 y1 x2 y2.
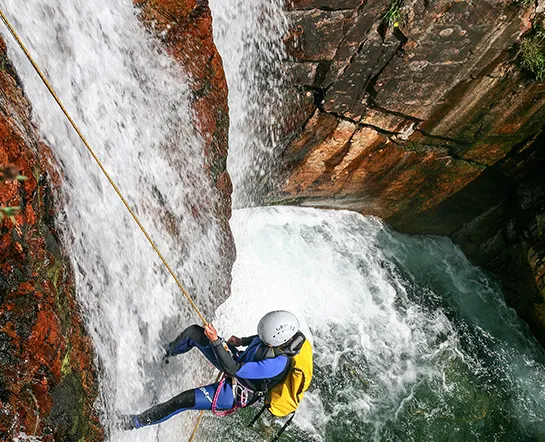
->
0 0 234 438
135 0 231 211
135 0 235 295
275 1 545 343
0 38 103 441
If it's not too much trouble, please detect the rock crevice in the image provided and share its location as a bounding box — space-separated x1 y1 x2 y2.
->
277 0 545 344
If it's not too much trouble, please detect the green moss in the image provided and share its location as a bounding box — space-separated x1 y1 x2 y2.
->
48 372 91 441
536 214 545 236
37 244 63 290
0 206 21 223
61 340 72 377
29 172 102 440
535 303 545 328
518 26 545 81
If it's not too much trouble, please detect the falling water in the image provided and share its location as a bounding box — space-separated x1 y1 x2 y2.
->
209 0 289 207
1 1 230 440
202 207 545 441
208 1 545 442
3 1 545 442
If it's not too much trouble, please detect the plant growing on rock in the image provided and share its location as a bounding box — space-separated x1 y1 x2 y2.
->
382 0 404 29
0 164 27 224
0 205 21 223
519 26 545 80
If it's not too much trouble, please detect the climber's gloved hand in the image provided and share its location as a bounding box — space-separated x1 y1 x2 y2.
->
227 336 242 347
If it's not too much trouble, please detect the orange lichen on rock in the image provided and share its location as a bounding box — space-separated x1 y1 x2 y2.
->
134 0 231 209
0 37 103 441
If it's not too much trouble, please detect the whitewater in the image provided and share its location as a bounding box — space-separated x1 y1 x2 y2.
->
2 0 545 441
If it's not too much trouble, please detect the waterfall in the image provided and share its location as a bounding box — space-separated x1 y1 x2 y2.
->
208 1 545 441
1 1 229 440
209 0 288 207
3 1 545 441
207 207 545 441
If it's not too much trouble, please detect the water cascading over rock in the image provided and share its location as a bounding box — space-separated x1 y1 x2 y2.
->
0 0 235 440
265 0 545 346
0 34 103 441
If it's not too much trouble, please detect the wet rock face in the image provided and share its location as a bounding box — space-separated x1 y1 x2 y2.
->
0 38 103 441
134 0 235 295
278 1 545 343
1 2 234 437
134 0 231 212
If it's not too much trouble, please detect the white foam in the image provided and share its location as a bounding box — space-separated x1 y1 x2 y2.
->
4 1 545 441
209 0 288 207
213 206 545 441
1 2 227 440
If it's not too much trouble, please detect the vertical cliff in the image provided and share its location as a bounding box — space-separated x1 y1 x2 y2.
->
135 0 232 209
0 0 233 438
275 1 545 344
135 0 235 294
0 37 103 441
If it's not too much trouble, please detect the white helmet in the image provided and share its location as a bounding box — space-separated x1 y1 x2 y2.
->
258 310 300 347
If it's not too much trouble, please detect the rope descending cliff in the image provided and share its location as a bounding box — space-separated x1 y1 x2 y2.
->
0 7 209 326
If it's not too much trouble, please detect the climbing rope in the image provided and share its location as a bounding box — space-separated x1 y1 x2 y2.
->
0 10 223 440
0 8 208 325
188 371 223 442
188 409 207 442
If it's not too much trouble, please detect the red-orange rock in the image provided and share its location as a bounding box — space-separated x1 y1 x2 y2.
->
0 37 103 441
134 0 235 298
134 0 230 193
277 0 545 344
2 2 235 438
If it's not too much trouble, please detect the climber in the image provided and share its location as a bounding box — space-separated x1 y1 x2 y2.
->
120 310 305 430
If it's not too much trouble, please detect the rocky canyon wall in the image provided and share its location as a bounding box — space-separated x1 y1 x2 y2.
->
275 0 545 344
0 37 103 441
135 0 235 297
0 0 233 439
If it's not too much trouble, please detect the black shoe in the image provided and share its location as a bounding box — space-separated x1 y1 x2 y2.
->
162 344 171 364
118 414 143 430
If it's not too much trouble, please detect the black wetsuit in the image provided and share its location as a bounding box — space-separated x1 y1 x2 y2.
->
122 324 292 429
